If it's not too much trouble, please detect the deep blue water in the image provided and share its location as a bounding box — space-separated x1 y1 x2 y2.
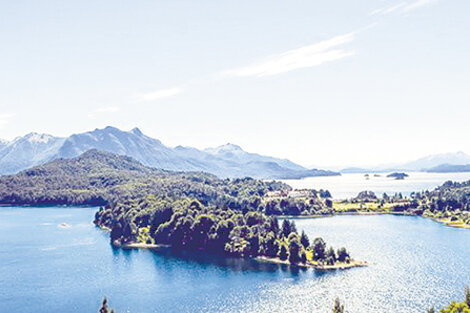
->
1 207 470 313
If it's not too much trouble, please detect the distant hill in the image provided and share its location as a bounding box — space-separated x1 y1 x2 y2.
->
340 151 470 173
426 164 470 173
0 149 282 207
399 151 470 171
0 126 338 179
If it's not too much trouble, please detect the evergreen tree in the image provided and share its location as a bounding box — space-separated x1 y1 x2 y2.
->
281 219 291 238
466 286 470 307
289 220 297 234
300 230 310 249
279 244 288 261
327 246 336 261
263 232 279 258
287 233 302 264
337 247 350 262
333 298 344 313
110 223 123 244
99 297 115 313
326 246 337 265
312 237 327 261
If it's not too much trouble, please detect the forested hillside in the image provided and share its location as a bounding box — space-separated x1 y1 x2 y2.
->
411 180 470 211
0 149 289 208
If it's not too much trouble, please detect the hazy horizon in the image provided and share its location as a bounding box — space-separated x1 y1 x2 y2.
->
1 0 469 167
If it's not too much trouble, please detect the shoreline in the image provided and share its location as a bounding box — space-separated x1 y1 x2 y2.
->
286 211 470 230
254 256 368 270
116 241 368 271
122 242 171 249
283 211 416 219
428 217 470 230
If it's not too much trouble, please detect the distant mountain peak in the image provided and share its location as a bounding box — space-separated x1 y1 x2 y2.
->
101 126 121 132
91 126 146 138
130 127 143 136
222 143 242 150
205 143 244 154
218 143 243 152
20 132 57 144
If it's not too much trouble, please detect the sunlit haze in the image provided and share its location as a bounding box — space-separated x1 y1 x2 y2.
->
1 0 469 167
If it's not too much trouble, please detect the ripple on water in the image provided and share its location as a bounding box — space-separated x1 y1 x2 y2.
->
1 207 470 313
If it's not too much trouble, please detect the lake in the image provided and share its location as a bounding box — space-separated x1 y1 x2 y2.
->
282 172 470 199
1 207 470 312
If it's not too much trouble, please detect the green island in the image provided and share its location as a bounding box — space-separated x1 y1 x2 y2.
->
0 150 359 269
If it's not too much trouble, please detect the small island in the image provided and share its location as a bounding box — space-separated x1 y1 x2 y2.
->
387 172 409 180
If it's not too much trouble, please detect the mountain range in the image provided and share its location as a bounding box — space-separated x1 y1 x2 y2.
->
426 164 470 173
0 126 337 179
341 151 470 173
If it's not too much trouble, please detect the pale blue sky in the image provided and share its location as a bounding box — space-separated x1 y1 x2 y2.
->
1 0 469 167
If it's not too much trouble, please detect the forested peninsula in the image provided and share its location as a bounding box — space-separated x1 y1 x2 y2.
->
332 181 470 229
0 150 357 269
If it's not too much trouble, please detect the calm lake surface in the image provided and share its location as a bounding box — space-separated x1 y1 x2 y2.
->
1 207 470 313
282 172 470 199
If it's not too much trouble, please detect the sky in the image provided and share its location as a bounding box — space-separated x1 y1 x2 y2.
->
0 0 469 168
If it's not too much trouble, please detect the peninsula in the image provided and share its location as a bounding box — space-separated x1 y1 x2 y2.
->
0 150 363 270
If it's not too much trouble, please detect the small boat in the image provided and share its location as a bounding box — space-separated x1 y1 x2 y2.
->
58 222 71 228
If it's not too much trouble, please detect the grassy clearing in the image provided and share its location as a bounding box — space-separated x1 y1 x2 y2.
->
332 201 403 212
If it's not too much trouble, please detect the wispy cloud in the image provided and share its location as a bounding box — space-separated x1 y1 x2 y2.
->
137 87 183 102
402 0 438 12
370 2 407 15
224 33 355 78
371 0 439 15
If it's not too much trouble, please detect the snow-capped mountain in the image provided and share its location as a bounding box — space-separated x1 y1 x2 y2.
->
0 133 65 174
204 143 305 172
0 126 338 179
55 126 200 172
0 139 8 149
